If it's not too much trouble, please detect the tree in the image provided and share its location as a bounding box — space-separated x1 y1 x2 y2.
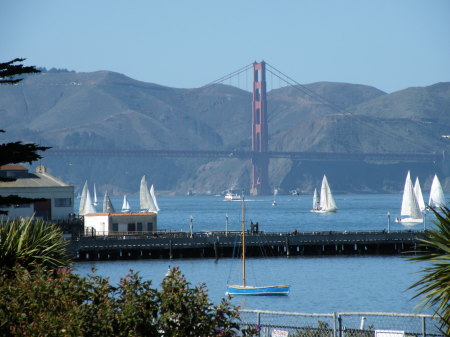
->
0 58 40 84
0 266 256 336
408 206 450 335
0 58 49 215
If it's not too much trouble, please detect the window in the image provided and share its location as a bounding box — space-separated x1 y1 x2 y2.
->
55 198 72 207
147 222 153 231
112 223 118 232
137 222 143 231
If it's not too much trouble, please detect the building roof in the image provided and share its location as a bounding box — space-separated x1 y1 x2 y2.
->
84 212 157 217
0 165 71 188
0 165 27 170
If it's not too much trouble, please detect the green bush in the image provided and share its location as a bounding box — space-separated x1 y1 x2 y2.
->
0 265 255 336
0 218 70 276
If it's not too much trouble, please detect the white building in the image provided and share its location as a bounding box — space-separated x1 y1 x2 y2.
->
84 212 157 235
0 165 74 220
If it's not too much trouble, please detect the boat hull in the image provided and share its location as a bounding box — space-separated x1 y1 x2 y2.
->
226 284 290 296
310 209 337 213
395 217 423 225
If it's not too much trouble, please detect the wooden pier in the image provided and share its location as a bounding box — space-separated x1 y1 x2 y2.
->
68 230 427 261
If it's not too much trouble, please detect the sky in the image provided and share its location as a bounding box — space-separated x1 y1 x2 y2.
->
2 0 449 93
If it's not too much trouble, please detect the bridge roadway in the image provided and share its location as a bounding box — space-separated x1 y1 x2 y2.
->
68 230 426 261
47 148 443 163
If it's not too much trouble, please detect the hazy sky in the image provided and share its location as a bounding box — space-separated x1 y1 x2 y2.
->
2 1 449 93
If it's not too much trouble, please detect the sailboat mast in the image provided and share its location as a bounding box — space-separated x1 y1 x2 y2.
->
241 193 246 287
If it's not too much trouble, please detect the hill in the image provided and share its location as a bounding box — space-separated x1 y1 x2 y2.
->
1 70 449 196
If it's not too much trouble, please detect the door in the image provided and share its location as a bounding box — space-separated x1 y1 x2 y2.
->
34 199 51 220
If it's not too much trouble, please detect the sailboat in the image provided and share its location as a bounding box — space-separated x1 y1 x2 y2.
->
139 176 160 212
121 195 130 212
311 188 320 212
395 171 423 224
102 191 115 213
413 177 426 213
272 188 278 206
78 181 97 215
428 174 446 209
78 181 88 215
311 175 337 213
226 194 290 296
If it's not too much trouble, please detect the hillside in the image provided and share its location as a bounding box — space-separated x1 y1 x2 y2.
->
1 70 449 195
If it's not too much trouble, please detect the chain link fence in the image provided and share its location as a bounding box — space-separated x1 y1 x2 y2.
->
239 310 443 337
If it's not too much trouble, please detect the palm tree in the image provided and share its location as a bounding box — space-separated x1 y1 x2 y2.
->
408 206 450 335
0 217 71 276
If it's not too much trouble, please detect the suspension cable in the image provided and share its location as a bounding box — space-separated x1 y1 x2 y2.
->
205 63 253 86
266 63 345 113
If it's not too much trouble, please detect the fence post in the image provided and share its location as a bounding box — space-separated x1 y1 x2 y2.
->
338 314 343 337
421 315 426 337
333 312 337 337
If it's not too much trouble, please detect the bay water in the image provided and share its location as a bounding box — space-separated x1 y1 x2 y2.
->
75 193 443 314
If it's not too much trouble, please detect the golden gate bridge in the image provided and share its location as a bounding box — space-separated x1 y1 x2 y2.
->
44 61 447 195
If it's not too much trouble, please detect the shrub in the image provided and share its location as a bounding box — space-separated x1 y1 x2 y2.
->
0 218 70 276
0 265 254 336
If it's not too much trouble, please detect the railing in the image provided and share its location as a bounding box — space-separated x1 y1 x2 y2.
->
239 310 442 337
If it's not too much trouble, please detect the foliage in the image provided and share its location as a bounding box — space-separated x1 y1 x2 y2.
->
408 206 450 335
0 59 49 214
0 265 257 336
0 218 70 276
0 58 40 85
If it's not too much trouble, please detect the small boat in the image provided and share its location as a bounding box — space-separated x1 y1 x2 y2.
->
272 188 278 206
224 192 241 201
311 175 337 213
78 181 97 215
121 195 130 213
226 194 290 296
102 191 115 213
428 174 446 208
139 176 160 212
395 171 423 224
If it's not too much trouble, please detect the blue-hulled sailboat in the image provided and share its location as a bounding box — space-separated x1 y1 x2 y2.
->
226 194 290 296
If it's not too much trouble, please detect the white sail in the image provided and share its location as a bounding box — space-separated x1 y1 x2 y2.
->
400 171 421 219
272 188 278 206
319 175 337 212
429 174 446 208
102 191 115 213
149 184 160 212
83 187 97 215
78 181 88 215
312 188 320 211
93 184 98 206
414 177 426 212
121 195 130 212
139 176 151 210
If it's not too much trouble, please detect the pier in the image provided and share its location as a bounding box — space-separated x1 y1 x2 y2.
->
68 230 427 261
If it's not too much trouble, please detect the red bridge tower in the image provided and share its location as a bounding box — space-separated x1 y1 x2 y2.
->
250 61 270 195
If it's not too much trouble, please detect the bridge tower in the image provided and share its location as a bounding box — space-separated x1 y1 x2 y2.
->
250 61 270 195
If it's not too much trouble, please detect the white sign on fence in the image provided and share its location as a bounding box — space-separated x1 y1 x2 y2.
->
375 329 405 337
271 329 289 337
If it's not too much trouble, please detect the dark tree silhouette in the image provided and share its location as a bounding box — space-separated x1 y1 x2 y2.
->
0 58 40 84
0 58 50 215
